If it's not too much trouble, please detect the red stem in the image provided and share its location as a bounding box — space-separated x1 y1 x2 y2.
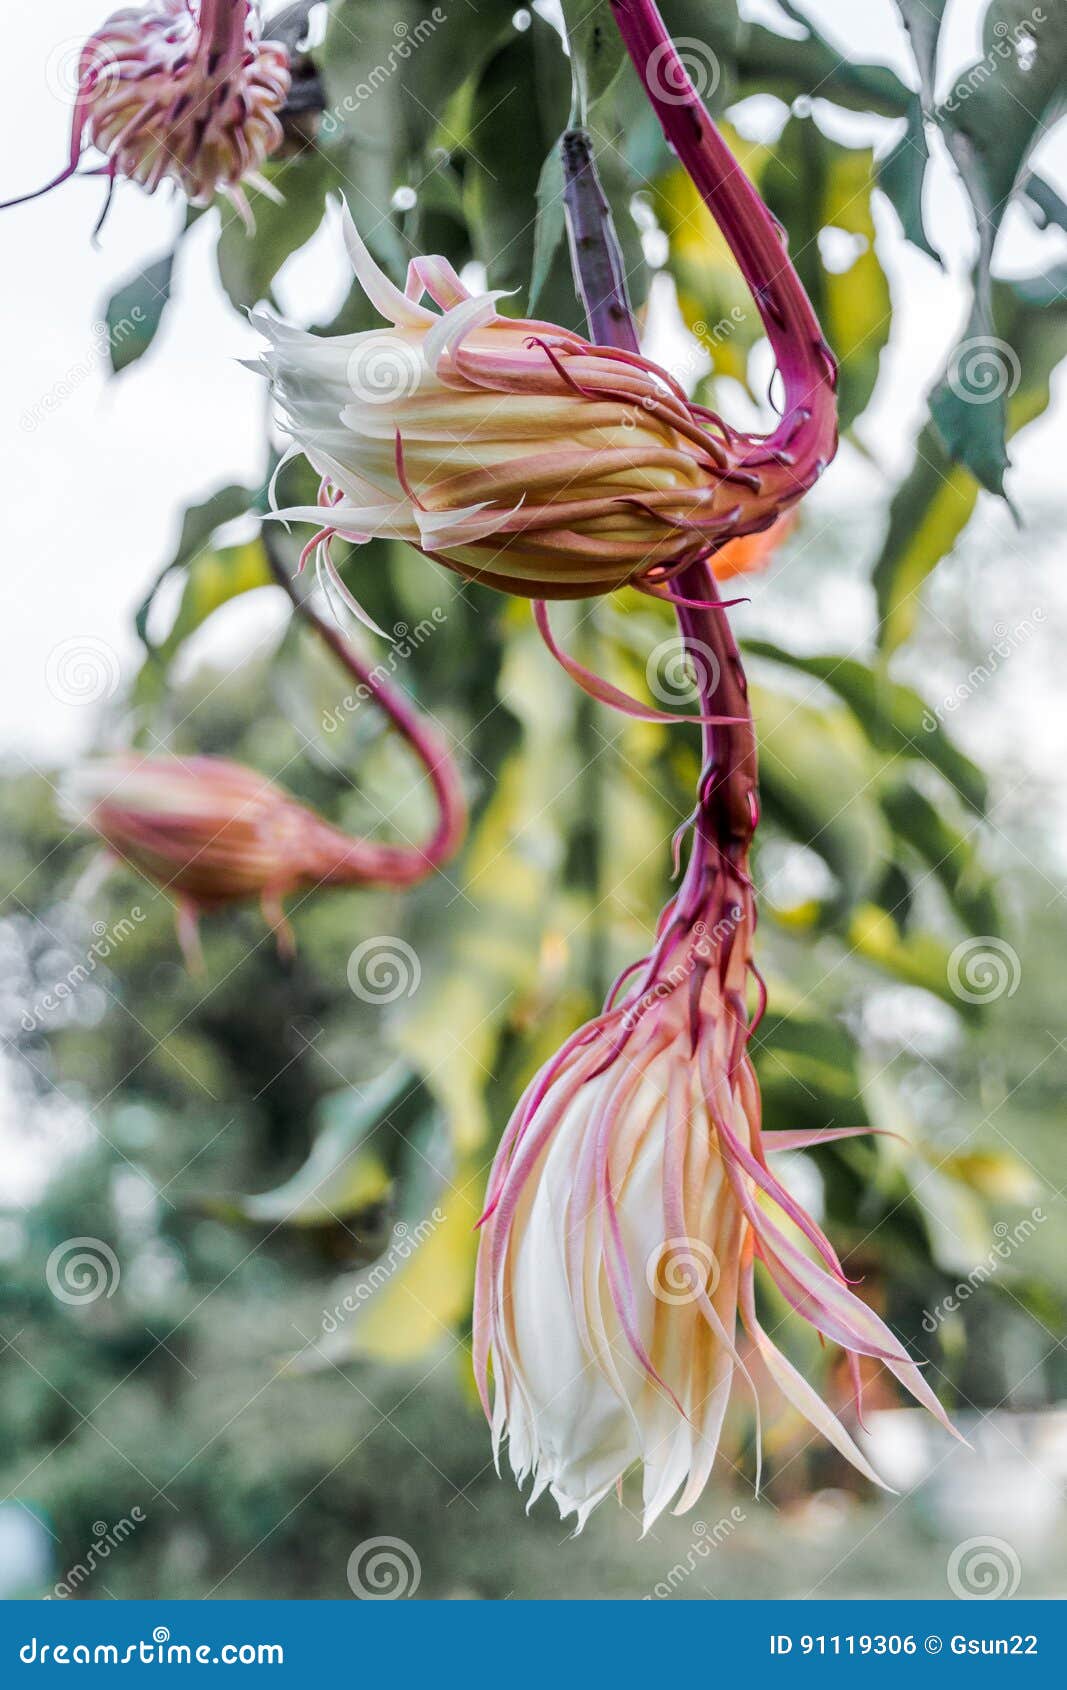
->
197 0 251 69
262 530 466 886
608 0 837 480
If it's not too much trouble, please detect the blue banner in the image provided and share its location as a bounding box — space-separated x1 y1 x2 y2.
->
1 1600 1063 1682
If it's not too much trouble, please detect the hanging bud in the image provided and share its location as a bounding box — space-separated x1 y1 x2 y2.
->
3 1 290 226
65 749 463 965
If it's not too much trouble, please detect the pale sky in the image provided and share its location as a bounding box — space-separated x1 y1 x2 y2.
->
0 0 1064 769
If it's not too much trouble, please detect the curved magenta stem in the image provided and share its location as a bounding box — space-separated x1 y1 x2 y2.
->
262 529 466 886
198 0 251 68
608 0 837 477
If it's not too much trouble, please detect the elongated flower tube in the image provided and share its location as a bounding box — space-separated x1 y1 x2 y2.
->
65 538 465 964
474 560 959 1532
2 1 290 226
255 113 835 604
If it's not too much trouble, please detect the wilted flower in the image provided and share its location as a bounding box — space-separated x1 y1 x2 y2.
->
474 571 957 1532
3 0 290 226
255 204 835 604
66 749 463 963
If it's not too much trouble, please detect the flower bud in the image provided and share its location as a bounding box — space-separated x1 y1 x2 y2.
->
4 2 290 223
256 205 834 602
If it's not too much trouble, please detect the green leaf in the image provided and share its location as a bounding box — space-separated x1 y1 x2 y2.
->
875 272 1067 651
135 484 257 650
744 640 988 813
220 1065 410 1226
216 147 337 309
878 102 942 263
879 775 1000 936
561 0 627 121
529 141 566 310
761 117 891 428
752 681 890 912
152 539 273 668
104 255 175 374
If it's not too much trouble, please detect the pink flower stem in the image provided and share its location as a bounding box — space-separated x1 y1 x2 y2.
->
262 528 466 885
559 122 757 960
608 0 837 481
198 0 251 71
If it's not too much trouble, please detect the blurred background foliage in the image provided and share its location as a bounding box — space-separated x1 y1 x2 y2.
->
1 0 1066 1599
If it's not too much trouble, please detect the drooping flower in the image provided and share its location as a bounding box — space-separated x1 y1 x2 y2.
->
473 563 958 1532
3 1 290 227
254 203 836 605
65 747 463 964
